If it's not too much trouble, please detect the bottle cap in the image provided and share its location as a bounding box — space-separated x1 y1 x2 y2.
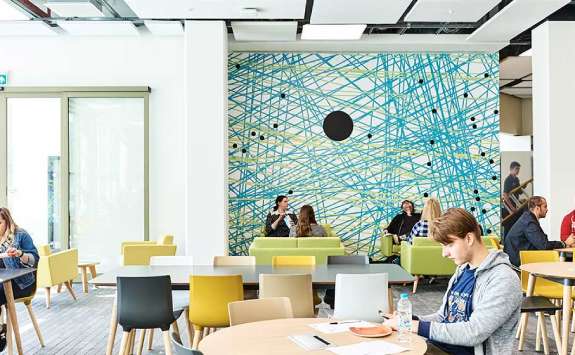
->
400 293 409 299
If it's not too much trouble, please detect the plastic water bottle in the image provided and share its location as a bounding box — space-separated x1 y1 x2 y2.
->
397 293 412 343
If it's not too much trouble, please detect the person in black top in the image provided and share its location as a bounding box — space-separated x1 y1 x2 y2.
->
504 196 575 266
386 200 421 242
264 195 298 237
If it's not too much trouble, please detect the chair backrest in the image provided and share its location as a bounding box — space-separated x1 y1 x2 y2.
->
150 256 194 266
122 245 177 266
327 255 369 265
487 236 502 250
213 256 256 266
333 273 389 322
228 297 293 326
259 273 314 318
188 275 244 328
171 332 203 355
37 248 79 287
117 275 175 331
271 256 316 267
158 235 174 245
38 245 52 257
519 250 560 291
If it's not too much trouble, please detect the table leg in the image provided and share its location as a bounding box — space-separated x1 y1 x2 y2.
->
80 266 89 293
106 294 118 355
89 265 97 278
4 281 22 355
560 252 566 262
561 279 573 355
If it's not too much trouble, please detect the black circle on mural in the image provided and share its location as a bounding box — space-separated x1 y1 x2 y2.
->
482 209 487 214
492 176 497 180
232 143 238 149
484 73 490 78
251 131 256 136
432 108 437 114
463 93 469 98
489 159 495 164
280 93 286 99
367 133 372 139
418 79 424 84
323 111 353 141
480 152 486 157
429 140 435 145
288 190 293 195
423 193 429 198
470 117 476 122
259 135 265 141
472 124 478 129
474 189 479 194
241 148 247 153
235 64 240 69
487 228 492 234
494 109 499 114
426 162 431 167
475 197 481 201
273 123 278 128
471 207 476 212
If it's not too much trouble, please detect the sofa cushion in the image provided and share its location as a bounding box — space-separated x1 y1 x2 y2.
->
251 237 297 248
411 238 440 247
297 237 340 248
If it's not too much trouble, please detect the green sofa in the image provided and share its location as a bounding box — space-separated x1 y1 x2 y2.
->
248 237 345 265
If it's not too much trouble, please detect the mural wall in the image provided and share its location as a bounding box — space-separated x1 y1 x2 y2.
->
228 52 500 259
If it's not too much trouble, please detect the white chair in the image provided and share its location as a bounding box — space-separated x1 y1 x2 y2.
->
333 273 389 322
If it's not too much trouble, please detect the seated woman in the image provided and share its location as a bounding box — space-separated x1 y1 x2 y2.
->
290 205 326 238
385 200 421 243
407 197 442 243
0 207 40 350
265 195 298 237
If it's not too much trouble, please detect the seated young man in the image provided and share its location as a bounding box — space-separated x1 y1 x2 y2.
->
384 208 522 355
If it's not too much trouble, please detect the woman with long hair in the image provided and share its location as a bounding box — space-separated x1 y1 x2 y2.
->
264 195 298 237
290 205 326 238
407 198 442 243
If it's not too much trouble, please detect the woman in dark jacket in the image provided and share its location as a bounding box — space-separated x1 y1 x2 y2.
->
386 200 421 240
265 195 298 237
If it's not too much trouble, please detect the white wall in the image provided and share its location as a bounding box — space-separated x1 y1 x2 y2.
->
0 36 187 253
532 21 575 239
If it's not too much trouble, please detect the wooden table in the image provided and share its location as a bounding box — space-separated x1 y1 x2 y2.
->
77 261 99 293
199 318 427 354
556 248 574 262
0 268 36 355
520 262 575 355
92 264 415 355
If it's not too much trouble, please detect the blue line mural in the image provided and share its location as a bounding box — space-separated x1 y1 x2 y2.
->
228 52 500 259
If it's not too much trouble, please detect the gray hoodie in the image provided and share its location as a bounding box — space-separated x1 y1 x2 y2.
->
419 250 522 355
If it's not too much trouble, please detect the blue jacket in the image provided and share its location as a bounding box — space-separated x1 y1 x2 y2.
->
3 229 39 290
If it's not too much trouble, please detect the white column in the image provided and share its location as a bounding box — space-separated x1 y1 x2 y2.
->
532 21 575 239
184 21 228 263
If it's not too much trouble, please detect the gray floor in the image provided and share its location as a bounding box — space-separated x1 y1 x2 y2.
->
7 279 570 354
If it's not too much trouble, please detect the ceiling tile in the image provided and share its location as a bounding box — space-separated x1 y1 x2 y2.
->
310 0 412 24
58 21 139 36
232 21 296 41
144 20 183 35
0 21 57 36
0 0 31 20
405 0 501 22
46 0 104 17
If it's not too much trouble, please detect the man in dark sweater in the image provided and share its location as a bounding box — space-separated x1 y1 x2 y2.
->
504 196 575 266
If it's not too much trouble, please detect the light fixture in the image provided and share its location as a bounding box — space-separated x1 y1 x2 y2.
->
240 7 259 16
57 21 139 36
46 0 104 17
0 0 31 20
301 24 366 40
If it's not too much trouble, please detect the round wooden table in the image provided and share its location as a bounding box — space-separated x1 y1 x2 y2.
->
199 318 427 355
520 262 575 355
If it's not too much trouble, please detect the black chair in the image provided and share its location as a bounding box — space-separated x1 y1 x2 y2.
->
117 275 177 354
325 255 370 307
517 296 562 353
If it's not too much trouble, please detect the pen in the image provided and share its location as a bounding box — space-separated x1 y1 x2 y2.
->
313 335 331 346
329 321 356 325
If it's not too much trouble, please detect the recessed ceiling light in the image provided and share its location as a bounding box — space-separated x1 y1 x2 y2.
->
301 24 366 40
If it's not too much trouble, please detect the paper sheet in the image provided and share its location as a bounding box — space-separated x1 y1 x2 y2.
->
327 340 410 355
308 321 375 334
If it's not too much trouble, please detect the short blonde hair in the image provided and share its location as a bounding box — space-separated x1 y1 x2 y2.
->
421 198 442 222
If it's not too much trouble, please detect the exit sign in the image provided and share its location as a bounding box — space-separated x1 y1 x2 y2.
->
0 73 7 86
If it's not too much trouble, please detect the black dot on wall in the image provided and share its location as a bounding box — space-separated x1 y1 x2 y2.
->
482 209 487 214
280 93 286 99
471 207 476 212
494 109 499 114
463 93 469 98
288 190 293 195
480 152 486 157
487 229 492 234
470 117 476 122
426 162 432 167
472 124 478 129
429 140 435 145
418 79 424 84
489 159 495 164
251 131 256 136
484 73 490 78
259 135 265 141
432 108 437 114
323 111 354 141
492 176 497 180
473 189 479 194
423 192 429 198
273 123 278 128
241 148 247 153
367 133 372 139
475 197 481 201
235 64 240 69
232 143 238 149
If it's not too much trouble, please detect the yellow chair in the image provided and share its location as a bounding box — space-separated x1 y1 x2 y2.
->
13 288 45 347
488 236 502 250
121 235 177 266
271 256 316 267
213 255 256 266
188 275 244 349
259 274 314 318
37 245 78 308
228 297 293 326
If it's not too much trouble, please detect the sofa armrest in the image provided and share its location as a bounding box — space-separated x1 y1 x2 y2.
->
120 241 156 254
380 235 394 257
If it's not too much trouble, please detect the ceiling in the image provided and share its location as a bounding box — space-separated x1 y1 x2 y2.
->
500 56 532 98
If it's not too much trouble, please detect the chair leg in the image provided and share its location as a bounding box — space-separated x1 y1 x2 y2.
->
515 316 522 339
192 325 203 350
106 297 118 355
412 276 419 294
136 329 145 355
172 320 181 339
119 331 130 355
4 306 12 355
162 330 173 355
538 312 549 355
536 314 542 352
147 329 154 350
64 280 77 301
518 313 529 351
45 287 51 309
128 329 136 355
185 308 194 347
25 302 45 347
550 314 562 354
56 283 62 293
